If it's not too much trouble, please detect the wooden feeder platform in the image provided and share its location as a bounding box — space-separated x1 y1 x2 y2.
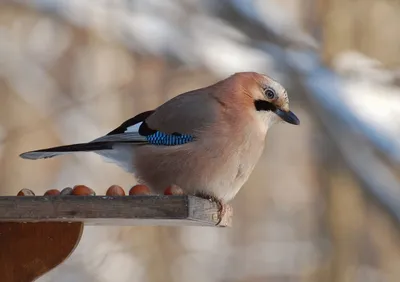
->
0 194 232 282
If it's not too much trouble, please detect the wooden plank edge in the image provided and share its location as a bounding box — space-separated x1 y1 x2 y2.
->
0 195 233 227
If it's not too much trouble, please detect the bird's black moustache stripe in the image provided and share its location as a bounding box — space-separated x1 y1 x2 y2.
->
254 100 277 112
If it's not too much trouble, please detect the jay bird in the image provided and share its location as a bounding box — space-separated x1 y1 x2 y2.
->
20 72 299 205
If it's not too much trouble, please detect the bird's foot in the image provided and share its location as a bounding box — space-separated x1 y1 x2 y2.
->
195 192 227 220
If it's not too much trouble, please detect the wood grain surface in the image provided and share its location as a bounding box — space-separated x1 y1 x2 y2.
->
0 195 231 227
0 222 83 282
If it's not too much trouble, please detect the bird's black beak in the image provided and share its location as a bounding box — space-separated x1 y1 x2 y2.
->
274 109 300 125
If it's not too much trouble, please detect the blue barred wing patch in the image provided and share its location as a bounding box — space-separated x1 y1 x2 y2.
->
146 131 194 146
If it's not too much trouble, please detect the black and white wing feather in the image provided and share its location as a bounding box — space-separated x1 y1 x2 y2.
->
19 108 196 160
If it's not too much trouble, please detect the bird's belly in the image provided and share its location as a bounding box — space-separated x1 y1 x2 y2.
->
132 139 264 202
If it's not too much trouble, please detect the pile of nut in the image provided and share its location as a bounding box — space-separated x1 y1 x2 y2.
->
16 184 184 197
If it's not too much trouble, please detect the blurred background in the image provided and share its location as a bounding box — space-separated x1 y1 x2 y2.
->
1 0 400 281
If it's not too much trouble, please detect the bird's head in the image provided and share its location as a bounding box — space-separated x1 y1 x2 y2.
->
232 72 300 126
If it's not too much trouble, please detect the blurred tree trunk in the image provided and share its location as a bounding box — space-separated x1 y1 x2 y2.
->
301 0 400 281
319 0 400 67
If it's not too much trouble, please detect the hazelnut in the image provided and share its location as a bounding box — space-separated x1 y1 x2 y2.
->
60 187 73 195
17 188 35 196
44 189 60 196
106 185 126 196
129 184 151 195
72 185 96 196
164 184 184 195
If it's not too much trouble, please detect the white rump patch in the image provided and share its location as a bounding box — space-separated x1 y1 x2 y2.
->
125 122 142 133
96 144 135 173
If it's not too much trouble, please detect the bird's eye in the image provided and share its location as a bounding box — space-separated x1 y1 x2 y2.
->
265 88 276 99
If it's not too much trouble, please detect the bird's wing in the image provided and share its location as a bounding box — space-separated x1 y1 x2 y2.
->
93 90 219 146
145 90 220 135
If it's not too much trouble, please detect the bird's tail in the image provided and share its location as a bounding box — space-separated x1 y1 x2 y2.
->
19 142 114 160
